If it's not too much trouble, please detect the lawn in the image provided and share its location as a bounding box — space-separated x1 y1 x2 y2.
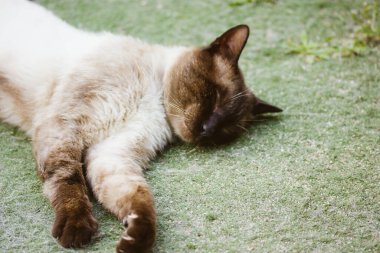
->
0 0 379 252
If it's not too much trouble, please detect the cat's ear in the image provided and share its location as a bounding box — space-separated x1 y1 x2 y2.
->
207 24 250 63
252 97 283 115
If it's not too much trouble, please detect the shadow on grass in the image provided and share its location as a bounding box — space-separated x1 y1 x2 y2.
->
148 115 283 161
201 114 284 150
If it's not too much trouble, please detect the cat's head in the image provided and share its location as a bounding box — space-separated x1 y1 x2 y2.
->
164 24 282 145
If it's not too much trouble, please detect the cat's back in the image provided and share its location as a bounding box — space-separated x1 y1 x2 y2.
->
0 0 99 88
0 0 171 138
0 0 120 133
0 0 81 59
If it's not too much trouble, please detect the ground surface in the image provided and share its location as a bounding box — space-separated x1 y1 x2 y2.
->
0 0 379 252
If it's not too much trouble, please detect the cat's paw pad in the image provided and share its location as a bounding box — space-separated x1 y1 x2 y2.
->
116 213 155 253
52 209 98 248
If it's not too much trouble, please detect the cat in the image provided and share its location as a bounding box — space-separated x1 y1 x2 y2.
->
0 0 282 252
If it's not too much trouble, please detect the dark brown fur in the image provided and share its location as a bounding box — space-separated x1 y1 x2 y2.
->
52 183 97 248
116 186 156 253
33 119 98 248
2 23 282 252
165 25 282 145
33 24 281 252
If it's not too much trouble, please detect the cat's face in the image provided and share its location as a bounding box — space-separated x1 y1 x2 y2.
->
164 25 282 145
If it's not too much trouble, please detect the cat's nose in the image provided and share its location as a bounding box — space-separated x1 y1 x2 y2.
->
200 112 220 137
201 122 214 137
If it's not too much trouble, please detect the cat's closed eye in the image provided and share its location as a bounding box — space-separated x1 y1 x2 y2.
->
164 25 282 145
0 0 283 251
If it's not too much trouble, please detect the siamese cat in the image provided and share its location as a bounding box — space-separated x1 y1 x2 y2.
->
0 0 282 252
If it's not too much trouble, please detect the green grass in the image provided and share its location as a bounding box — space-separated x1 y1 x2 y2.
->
1 0 379 252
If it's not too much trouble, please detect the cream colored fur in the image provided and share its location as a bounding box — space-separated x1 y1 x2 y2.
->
0 0 188 245
1 1 278 251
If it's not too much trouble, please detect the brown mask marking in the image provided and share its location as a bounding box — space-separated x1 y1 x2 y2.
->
164 24 282 145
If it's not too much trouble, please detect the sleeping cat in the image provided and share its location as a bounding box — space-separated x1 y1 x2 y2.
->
0 0 282 252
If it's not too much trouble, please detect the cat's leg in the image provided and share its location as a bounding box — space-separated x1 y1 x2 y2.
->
86 118 170 253
33 120 98 248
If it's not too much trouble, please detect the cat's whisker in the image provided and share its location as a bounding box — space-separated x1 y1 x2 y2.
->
168 96 183 111
0 2 286 252
167 100 180 108
240 118 266 122
166 112 191 122
166 113 182 119
236 124 249 132
169 99 180 109
226 92 244 103
169 95 183 109
231 90 250 100
187 147 197 154
232 88 250 98
167 102 184 113
228 93 249 103
223 89 250 106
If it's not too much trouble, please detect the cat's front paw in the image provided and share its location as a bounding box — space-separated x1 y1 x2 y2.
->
52 202 98 248
116 212 155 253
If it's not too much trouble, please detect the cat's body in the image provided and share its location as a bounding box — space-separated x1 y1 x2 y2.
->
0 0 181 137
0 0 282 252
